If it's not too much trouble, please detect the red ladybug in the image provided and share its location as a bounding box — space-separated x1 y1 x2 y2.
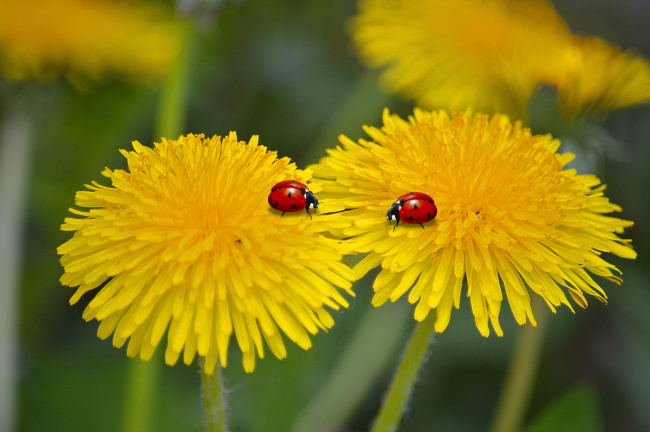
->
268 180 320 219
386 192 437 231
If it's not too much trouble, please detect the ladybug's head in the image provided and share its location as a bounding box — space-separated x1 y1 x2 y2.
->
386 202 400 223
305 190 319 211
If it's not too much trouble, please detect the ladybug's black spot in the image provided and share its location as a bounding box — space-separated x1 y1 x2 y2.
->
427 212 431 218
274 200 279 206
409 216 413 221
292 204 297 209
414 204 418 209
288 192 292 197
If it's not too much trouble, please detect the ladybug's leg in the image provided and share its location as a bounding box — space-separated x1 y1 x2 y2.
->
420 223 425 229
306 208 313 220
393 220 399 232
281 212 286 217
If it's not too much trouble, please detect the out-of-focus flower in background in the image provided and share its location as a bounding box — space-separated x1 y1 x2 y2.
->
312 109 636 336
0 0 181 85
552 36 650 118
58 133 355 374
351 0 650 121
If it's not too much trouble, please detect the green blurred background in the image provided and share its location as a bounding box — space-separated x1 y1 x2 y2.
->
4 0 650 431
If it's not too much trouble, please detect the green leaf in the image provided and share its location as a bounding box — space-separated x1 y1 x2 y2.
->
524 386 603 432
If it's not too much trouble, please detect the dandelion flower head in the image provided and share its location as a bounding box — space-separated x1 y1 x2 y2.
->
0 0 181 84
58 133 355 373
351 0 650 120
351 0 571 119
552 36 650 118
312 109 636 336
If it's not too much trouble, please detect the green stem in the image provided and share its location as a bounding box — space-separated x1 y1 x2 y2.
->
122 357 160 432
0 97 31 432
488 299 549 432
289 299 412 432
200 360 229 432
121 19 195 432
371 312 438 432
154 21 195 139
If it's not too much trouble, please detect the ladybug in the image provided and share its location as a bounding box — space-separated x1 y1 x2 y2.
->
268 180 319 219
386 192 437 231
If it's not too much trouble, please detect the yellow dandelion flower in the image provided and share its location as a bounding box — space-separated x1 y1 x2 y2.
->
351 0 650 120
552 36 650 118
312 109 636 336
58 133 355 373
351 0 571 119
0 0 180 84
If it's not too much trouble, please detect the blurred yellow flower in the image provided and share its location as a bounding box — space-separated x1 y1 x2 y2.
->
0 0 181 84
351 0 650 120
553 36 650 118
312 109 636 336
58 133 355 373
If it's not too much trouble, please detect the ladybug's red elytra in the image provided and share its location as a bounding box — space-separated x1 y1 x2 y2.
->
386 192 437 231
268 180 320 219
